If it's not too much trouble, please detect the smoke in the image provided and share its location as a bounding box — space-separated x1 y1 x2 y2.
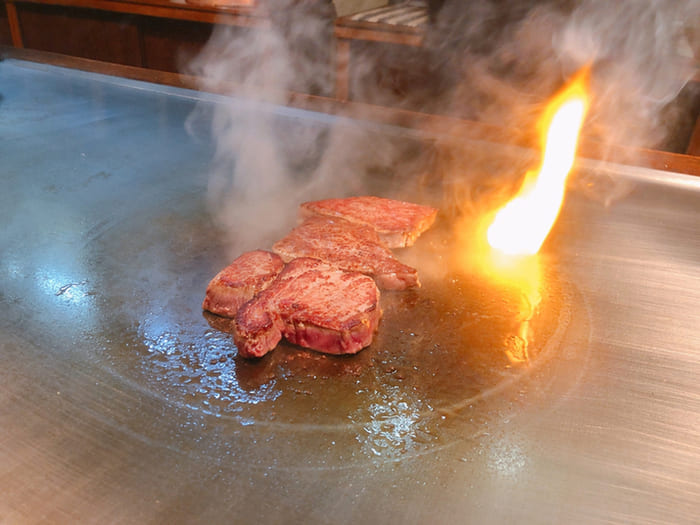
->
424 0 699 147
185 1 435 255
184 1 333 253
424 0 699 213
555 0 699 152
185 0 698 252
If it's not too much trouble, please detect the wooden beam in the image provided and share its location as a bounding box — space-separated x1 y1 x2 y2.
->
5 1 24 48
334 38 350 102
5 0 269 28
334 25 423 47
686 115 700 157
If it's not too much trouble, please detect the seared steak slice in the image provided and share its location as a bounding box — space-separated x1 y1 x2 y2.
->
300 196 438 248
234 257 382 358
202 250 285 317
272 216 419 290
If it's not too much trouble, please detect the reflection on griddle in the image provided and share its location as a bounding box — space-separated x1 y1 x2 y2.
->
203 311 373 390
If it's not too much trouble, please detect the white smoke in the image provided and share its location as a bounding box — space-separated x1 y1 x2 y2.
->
185 0 699 246
184 2 335 253
184 1 438 254
555 0 699 152
425 0 698 213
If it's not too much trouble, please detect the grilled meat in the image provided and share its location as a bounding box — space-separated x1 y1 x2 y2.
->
233 257 382 358
300 196 438 248
272 215 420 290
202 250 285 317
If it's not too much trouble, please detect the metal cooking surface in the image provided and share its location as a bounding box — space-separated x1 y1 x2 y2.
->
1 59 699 524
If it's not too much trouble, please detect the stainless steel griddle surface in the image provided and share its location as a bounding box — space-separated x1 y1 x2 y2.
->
1 59 699 524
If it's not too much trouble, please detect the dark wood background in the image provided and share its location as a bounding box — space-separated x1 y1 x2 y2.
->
0 1 214 72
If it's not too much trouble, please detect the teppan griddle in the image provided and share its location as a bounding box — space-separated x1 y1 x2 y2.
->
1 59 699 524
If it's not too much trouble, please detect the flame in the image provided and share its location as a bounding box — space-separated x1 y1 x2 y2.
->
487 70 589 256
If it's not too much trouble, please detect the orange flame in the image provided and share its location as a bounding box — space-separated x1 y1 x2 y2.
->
487 70 589 256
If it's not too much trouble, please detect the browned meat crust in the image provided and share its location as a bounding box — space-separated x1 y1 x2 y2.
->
233 257 382 358
202 250 285 318
300 196 438 248
272 216 420 290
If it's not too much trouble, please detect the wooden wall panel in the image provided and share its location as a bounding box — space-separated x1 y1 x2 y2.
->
139 17 212 73
17 4 142 66
0 2 12 45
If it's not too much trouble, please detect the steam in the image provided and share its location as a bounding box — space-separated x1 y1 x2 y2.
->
184 1 334 254
426 0 698 212
185 0 698 252
185 1 435 255
425 0 698 146
555 0 699 152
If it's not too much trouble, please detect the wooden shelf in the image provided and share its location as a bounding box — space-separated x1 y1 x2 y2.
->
4 0 266 51
1 0 272 75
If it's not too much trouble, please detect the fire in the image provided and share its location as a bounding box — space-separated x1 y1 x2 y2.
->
487 70 589 256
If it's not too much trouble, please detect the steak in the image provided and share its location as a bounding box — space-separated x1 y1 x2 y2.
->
234 257 382 358
300 196 438 248
272 215 420 290
202 250 285 317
